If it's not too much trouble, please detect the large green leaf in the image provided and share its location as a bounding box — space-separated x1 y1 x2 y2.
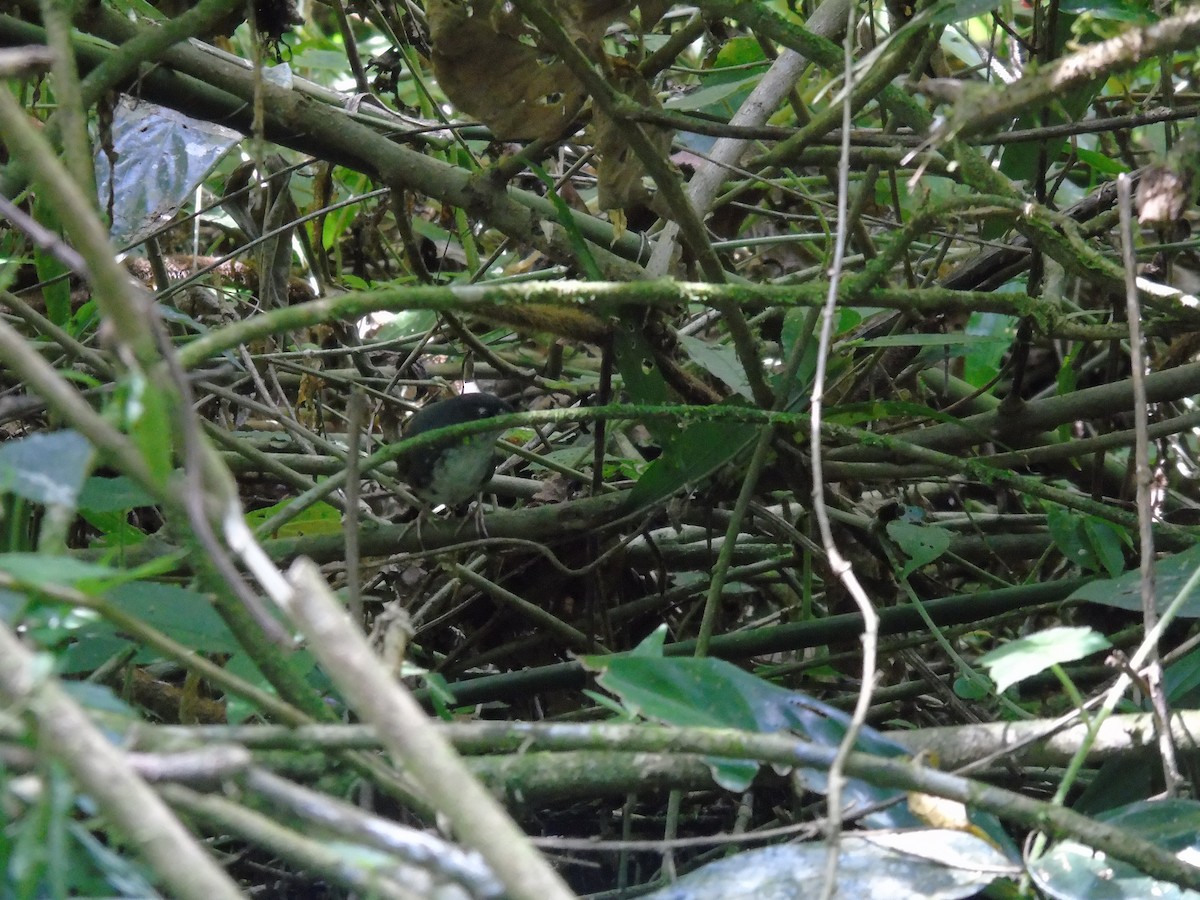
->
0 431 94 507
1067 544 1200 616
642 831 1016 900
584 643 918 824
1048 505 1129 578
105 581 239 654
95 96 239 246
1031 799 1200 899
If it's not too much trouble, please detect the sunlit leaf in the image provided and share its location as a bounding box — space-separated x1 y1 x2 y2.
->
979 626 1111 693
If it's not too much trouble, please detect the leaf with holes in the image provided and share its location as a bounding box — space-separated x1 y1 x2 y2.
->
888 521 952 579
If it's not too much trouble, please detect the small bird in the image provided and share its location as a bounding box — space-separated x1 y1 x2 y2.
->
399 392 513 508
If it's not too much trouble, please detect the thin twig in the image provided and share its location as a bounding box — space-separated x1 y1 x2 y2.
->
345 386 366 624
1117 172 1181 793
813 1 880 896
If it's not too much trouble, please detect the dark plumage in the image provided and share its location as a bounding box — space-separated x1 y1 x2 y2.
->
400 392 512 507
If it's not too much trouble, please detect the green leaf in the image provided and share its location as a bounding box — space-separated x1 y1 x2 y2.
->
1068 544 1200 616
963 312 1017 388
712 35 767 70
0 554 138 594
1166 647 1200 706
245 500 342 538
845 333 1012 350
665 72 762 112
953 675 990 700
582 653 919 824
372 309 439 341
1075 146 1130 176
529 161 602 280
1056 351 1078 397
32 199 70 327
628 416 758 510
1083 516 1127 578
777 307 821 401
62 681 137 716
78 475 156 511
70 825 162 899
0 430 94 507
1060 0 1157 22
930 0 1000 25
0 587 28 624
1047 507 1087 567
421 671 459 719
632 624 668 656
124 372 174 487
61 634 132 674
678 334 752 398
68 299 99 341
613 323 672 440
1033 799 1200 899
1047 505 1130 575
224 650 317 723
887 521 952 579
81 511 149 549
10 761 72 896
106 581 239 653
978 626 1111 694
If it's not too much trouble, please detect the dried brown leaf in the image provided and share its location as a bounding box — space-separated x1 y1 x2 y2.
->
595 66 672 211
427 0 585 140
